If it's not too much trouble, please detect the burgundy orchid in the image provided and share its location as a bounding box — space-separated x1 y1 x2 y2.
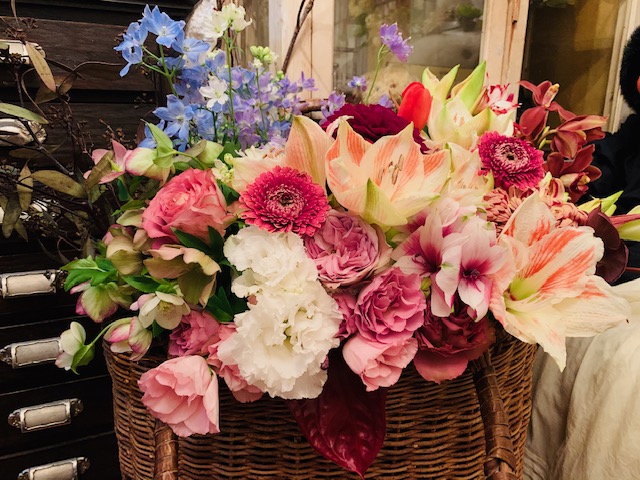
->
516 80 607 202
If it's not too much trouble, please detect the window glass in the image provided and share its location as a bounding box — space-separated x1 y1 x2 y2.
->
333 0 485 101
522 0 622 117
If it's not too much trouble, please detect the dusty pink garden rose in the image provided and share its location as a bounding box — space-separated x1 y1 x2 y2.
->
138 355 219 437
331 289 358 339
305 210 392 289
169 310 221 357
141 168 234 244
343 335 418 391
352 267 426 344
206 324 264 403
413 297 496 384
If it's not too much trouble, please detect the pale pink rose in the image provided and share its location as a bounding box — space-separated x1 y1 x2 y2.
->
304 210 391 289
331 289 358 339
343 335 418 391
141 168 234 244
138 356 219 437
169 310 221 357
206 324 264 403
352 267 426 344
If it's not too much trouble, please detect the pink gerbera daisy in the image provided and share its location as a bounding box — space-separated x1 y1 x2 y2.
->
240 166 330 236
478 132 544 190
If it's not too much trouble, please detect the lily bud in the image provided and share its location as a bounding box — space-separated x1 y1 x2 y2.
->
398 82 432 130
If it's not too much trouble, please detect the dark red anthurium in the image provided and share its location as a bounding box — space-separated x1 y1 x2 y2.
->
398 82 432 130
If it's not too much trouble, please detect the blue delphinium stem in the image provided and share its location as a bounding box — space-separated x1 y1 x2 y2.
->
224 32 238 143
365 46 387 105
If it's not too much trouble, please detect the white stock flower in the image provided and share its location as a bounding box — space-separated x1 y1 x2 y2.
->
217 284 341 399
221 4 252 32
228 144 284 193
224 226 317 297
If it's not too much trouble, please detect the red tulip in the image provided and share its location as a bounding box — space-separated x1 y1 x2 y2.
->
397 82 432 130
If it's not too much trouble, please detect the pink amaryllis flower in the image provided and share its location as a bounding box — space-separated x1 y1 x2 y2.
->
240 165 330 236
478 132 544 190
491 195 630 370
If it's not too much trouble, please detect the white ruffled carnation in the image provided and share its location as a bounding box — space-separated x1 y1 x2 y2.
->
217 284 341 399
224 226 317 297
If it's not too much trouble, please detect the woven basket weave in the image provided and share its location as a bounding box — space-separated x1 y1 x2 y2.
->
105 332 536 480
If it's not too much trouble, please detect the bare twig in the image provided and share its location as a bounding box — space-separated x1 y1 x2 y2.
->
282 0 314 75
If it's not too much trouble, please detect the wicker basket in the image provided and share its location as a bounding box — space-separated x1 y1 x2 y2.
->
105 333 537 480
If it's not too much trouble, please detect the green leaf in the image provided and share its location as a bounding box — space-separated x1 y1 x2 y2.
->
208 226 224 260
17 165 33 210
71 344 95 374
1 193 22 239
122 275 161 293
173 228 211 253
32 170 86 198
151 321 165 339
0 102 48 124
206 293 234 323
62 257 100 271
219 181 240 205
26 43 56 92
85 150 114 190
89 269 117 286
220 141 240 158
147 122 174 157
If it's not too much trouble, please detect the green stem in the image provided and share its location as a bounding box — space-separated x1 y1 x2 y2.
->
365 46 387 105
255 66 269 139
224 32 237 143
88 322 118 348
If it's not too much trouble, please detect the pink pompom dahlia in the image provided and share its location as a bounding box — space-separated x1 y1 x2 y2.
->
478 132 544 190
240 166 330 236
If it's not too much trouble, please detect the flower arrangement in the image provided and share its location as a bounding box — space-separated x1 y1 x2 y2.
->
57 4 640 477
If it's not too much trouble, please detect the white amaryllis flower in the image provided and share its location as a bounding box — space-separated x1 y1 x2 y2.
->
55 322 86 370
135 291 190 330
224 226 318 297
217 284 342 399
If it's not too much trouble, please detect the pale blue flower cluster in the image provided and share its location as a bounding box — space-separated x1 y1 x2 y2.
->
115 5 316 150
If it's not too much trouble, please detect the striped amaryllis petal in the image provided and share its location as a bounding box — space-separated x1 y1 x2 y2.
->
282 115 333 187
500 194 555 246
556 276 629 337
514 227 602 300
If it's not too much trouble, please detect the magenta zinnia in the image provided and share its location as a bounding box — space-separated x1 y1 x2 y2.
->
240 166 330 236
478 132 544 190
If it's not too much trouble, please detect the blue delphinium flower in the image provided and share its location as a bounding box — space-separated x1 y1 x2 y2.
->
154 95 195 141
377 94 394 109
114 21 148 76
379 23 413 62
174 37 210 66
141 5 185 48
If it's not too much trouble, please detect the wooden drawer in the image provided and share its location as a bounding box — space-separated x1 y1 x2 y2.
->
0 374 114 455
1 431 120 480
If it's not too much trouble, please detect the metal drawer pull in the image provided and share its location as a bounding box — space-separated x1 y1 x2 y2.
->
0 270 61 298
8 398 83 433
0 338 62 368
17 457 90 480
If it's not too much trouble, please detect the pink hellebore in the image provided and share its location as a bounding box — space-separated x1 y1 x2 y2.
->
71 281 132 323
139 356 220 437
104 316 152 361
86 140 129 184
134 292 191 330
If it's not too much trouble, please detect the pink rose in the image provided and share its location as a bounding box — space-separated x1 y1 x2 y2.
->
139 356 219 437
141 168 234 244
331 289 358 339
169 310 221 357
304 210 391 289
206 325 263 403
413 297 495 384
353 267 426 344
343 335 418 391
